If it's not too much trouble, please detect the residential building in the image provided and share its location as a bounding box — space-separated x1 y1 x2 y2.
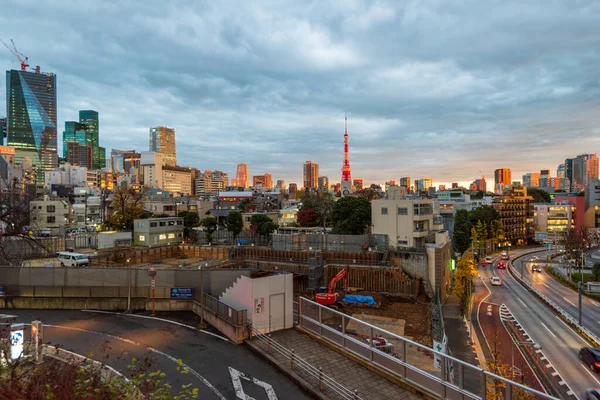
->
30 198 74 235
539 170 550 188
414 178 432 193
110 149 141 174
195 170 229 195
72 194 102 226
494 168 511 193
149 126 176 167
235 163 249 188
133 217 184 247
492 187 534 244
353 178 363 190
162 166 193 195
318 176 329 192
66 141 92 169
141 151 165 189
288 183 298 198
276 180 285 190
252 173 273 190
399 177 411 189
303 161 319 189
44 163 88 188
279 204 299 227
372 186 451 300
6 69 58 183
241 211 279 230
216 191 254 210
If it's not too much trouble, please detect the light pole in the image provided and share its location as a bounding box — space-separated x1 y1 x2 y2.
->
147 267 157 316
198 260 209 328
126 258 131 312
512 341 541 380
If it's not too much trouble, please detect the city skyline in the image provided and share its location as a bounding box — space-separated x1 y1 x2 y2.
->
2 2 600 186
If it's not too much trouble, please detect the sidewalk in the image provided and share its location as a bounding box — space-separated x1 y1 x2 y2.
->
442 293 481 392
246 328 424 400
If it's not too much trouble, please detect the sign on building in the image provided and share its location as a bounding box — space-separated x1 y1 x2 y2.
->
10 324 24 360
433 334 448 369
170 288 194 299
534 231 547 242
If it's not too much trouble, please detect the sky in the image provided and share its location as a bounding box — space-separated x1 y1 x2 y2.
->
2 0 600 188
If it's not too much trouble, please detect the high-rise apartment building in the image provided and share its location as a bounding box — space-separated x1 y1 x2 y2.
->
149 126 176 167
303 161 319 189
235 163 249 188
252 173 273 190
494 168 512 192
522 172 540 188
415 178 432 192
288 183 298 198
6 69 57 183
399 177 411 189
318 176 329 192
276 180 285 190
353 178 363 190
195 170 229 195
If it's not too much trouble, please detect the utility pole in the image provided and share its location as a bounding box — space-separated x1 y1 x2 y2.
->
579 281 583 326
126 258 131 312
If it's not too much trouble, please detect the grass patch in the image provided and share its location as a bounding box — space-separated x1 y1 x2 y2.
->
572 272 594 283
546 266 600 302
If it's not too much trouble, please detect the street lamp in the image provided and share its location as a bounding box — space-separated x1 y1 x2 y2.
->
198 260 210 328
512 341 541 380
126 258 132 312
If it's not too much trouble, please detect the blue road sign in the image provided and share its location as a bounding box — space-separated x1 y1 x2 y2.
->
170 288 194 299
0 286 5 297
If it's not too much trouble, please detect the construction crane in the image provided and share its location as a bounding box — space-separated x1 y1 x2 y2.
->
0 38 29 71
315 266 349 306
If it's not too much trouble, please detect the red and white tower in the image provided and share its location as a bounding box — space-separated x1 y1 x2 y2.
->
341 114 353 196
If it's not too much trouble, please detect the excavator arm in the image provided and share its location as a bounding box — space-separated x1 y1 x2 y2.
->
327 266 349 294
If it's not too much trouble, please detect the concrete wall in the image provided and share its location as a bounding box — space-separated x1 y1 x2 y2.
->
0 267 249 297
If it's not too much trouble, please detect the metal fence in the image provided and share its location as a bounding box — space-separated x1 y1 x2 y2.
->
195 290 247 327
272 233 388 252
297 297 557 400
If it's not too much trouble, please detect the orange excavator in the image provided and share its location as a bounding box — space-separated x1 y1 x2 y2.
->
315 266 349 306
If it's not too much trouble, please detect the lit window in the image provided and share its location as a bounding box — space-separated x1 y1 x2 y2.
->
159 234 167 240
139 235 145 242
168 233 175 239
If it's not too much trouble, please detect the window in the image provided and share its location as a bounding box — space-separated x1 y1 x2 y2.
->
168 220 175 226
47 205 55 212
381 207 388 215
159 234 167 240
150 222 157 227
160 222 166 226
138 221 145 228
139 235 145 242
177 220 183 225
178 233 183 237
168 233 175 239
47 216 55 223
397 240 408 245
397 207 408 215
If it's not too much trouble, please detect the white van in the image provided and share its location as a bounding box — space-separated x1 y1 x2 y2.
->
57 252 89 267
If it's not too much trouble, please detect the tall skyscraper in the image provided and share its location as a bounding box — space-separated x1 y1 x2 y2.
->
80 110 105 169
567 154 598 192
303 160 319 189
318 176 329 192
494 168 511 192
149 126 176 167
0 117 6 142
399 177 411 189
62 121 89 158
289 183 298 198
235 163 249 188
252 173 273 190
6 69 57 182
341 114 352 196
66 141 92 169
557 164 566 178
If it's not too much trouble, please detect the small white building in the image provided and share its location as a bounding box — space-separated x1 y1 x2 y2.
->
219 273 293 334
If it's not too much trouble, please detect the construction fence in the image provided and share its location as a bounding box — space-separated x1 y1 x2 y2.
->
0 236 65 264
272 233 389 253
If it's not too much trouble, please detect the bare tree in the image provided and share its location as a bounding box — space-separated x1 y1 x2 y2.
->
562 227 586 282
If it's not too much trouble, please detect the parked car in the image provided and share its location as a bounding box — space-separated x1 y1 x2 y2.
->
56 252 89 267
579 347 600 372
586 388 600 399
491 277 502 286
532 264 542 273
497 261 506 269
485 256 493 264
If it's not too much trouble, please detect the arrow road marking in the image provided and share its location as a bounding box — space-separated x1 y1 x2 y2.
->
229 367 278 400
581 363 600 386
541 323 556 338
563 297 576 307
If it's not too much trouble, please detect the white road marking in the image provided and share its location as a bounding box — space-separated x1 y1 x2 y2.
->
591 301 600 307
541 322 556 338
562 297 576 307
581 363 600 386
541 282 550 289
81 309 229 342
0 314 17 319
229 367 279 400
46 324 227 399
517 297 528 308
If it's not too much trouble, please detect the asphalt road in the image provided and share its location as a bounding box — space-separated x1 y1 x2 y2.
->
2 310 311 400
477 251 600 399
514 250 600 338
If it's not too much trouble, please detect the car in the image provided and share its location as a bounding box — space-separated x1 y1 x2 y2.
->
500 254 509 260
579 347 600 372
497 261 506 269
532 264 542 273
56 252 89 267
485 256 493 264
491 277 502 286
586 388 600 399
529 256 539 261
479 260 487 267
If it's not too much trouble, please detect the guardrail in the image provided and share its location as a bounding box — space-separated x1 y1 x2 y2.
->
248 323 364 400
508 255 600 347
297 297 557 400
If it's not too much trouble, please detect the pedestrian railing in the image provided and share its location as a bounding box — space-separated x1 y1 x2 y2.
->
248 323 365 400
297 297 558 400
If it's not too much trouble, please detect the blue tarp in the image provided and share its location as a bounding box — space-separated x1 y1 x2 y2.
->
342 295 376 305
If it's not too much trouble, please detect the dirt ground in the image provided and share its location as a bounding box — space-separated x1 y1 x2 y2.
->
336 292 432 346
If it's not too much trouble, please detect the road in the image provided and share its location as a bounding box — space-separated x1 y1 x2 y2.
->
514 249 600 338
1 310 310 400
476 250 600 399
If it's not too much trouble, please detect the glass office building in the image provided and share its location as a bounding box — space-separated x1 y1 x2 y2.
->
6 69 58 182
79 110 105 169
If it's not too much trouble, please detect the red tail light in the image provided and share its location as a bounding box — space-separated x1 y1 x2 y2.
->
595 362 600 368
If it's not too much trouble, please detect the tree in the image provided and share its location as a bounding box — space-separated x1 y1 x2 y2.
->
453 253 477 314
250 214 278 239
238 198 255 212
593 262 600 281
563 227 586 282
199 217 218 244
108 186 147 230
329 196 371 235
354 188 380 201
178 211 200 228
528 188 551 203
296 208 320 227
453 209 472 254
224 211 243 240
489 220 505 252
472 220 487 255
468 205 499 227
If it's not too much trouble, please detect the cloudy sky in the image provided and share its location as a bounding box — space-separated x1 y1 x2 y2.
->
2 0 600 187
